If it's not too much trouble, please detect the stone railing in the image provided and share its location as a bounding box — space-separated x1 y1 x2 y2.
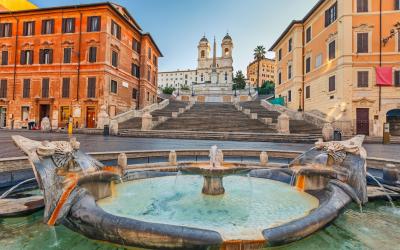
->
112 99 170 124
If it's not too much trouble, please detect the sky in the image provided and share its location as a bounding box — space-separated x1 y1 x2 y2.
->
30 0 319 73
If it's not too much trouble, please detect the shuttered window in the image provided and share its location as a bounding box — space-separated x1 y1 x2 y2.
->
325 3 337 27
41 19 54 34
357 71 369 87
357 33 369 53
21 50 34 65
88 47 97 63
0 23 12 37
0 79 7 98
357 0 368 12
111 20 121 40
41 78 49 98
62 18 75 33
23 21 35 36
63 48 72 63
1 51 8 65
23 79 30 98
62 78 70 98
110 80 118 94
87 16 101 32
328 41 336 60
39 49 53 64
87 77 96 98
395 71 400 87
329 76 336 92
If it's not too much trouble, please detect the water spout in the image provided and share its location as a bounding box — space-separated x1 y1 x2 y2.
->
0 178 36 199
367 173 396 208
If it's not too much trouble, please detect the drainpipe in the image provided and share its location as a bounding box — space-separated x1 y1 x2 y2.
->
378 0 382 112
301 25 305 112
12 15 19 101
77 11 82 101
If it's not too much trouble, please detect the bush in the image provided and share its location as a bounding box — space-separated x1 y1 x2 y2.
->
257 81 275 95
162 86 176 95
180 84 190 91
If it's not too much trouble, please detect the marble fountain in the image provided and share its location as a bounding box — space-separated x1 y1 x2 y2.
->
3 135 398 249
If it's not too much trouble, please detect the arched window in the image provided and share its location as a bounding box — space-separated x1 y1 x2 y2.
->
224 48 229 56
201 50 205 58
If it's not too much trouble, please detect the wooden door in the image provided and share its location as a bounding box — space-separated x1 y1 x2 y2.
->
356 108 369 135
39 105 50 121
86 107 96 128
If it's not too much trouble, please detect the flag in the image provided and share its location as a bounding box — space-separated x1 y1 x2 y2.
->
376 67 393 86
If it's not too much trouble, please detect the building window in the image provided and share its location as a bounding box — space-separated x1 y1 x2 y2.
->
278 71 282 84
395 71 400 87
305 57 311 74
42 78 50 98
62 18 75 33
147 67 151 82
131 64 140 78
87 77 96 98
398 33 400 52
1 51 8 65
357 33 369 53
329 75 336 92
315 53 323 68
0 79 7 98
21 107 29 122
325 2 337 27
288 90 292 102
357 0 369 12
288 65 292 79
148 48 152 59
357 71 369 87
89 47 97 63
110 80 118 94
62 78 70 98
87 16 101 32
306 27 312 43
328 40 336 60
111 51 118 67
63 48 72 64
288 38 293 52
278 49 282 61
0 23 12 37
23 21 35 36
41 19 54 35
305 86 310 99
132 88 138 99
225 72 228 81
132 38 141 53
60 106 70 124
39 49 53 64
396 0 400 10
201 50 205 58
111 20 121 39
21 50 33 65
23 79 30 98
153 55 157 66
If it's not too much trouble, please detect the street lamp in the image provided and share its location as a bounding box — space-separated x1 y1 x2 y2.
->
298 88 303 112
191 82 195 97
248 83 251 96
177 83 180 96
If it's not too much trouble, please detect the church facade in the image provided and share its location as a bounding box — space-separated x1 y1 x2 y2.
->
158 34 234 88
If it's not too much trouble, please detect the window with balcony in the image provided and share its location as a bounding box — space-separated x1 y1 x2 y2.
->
325 2 337 27
23 79 30 98
357 33 369 53
0 23 12 37
1 51 8 65
357 0 368 12
41 19 54 35
0 79 7 98
62 18 75 33
21 50 34 65
23 21 35 36
39 49 53 64
357 71 369 87
41 78 50 98
62 78 70 98
111 20 121 39
63 48 72 63
329 75 336 92
87 77 96 98
89 47 97 63
87 16 101 32
110 80 118 94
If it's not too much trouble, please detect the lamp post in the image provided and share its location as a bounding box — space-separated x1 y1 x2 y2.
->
177 83 180 96
298 88 303 112
248 83 251 96
191 82 195 97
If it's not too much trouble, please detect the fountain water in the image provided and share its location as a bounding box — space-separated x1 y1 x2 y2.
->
367 172 396 208
0 178 36 199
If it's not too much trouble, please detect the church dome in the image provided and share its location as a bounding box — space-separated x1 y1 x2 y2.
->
200 36 209 43
223 33 232 41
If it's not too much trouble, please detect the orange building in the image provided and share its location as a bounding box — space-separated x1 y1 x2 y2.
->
0 2 162 129
270 0 400 136
246 58 275 87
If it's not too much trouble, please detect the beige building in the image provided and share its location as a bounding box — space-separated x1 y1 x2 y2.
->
247 58 275 87
270 0 400 136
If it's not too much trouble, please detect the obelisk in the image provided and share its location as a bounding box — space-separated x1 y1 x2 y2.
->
210 36 218 85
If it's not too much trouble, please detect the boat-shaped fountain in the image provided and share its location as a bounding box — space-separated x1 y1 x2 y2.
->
10 135 377 249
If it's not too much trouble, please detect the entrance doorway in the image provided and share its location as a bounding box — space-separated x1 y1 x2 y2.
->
356 108 369 135
86 106 96 128
39 104 50 122
387 109 400 136
0 107 6 128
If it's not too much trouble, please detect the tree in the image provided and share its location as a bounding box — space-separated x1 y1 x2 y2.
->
232 70 246 90
253 45 266 87
257 80 275 95
162 86 175 95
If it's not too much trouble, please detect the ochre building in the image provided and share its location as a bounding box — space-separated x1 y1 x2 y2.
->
247 58 275 87
0 2 162 129
270 0 400 136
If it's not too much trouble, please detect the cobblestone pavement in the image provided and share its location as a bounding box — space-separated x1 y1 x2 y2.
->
0 130 398 160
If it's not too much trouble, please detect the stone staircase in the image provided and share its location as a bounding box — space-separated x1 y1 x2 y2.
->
240 100 321 135
119 100 188 129
153 103 276 133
